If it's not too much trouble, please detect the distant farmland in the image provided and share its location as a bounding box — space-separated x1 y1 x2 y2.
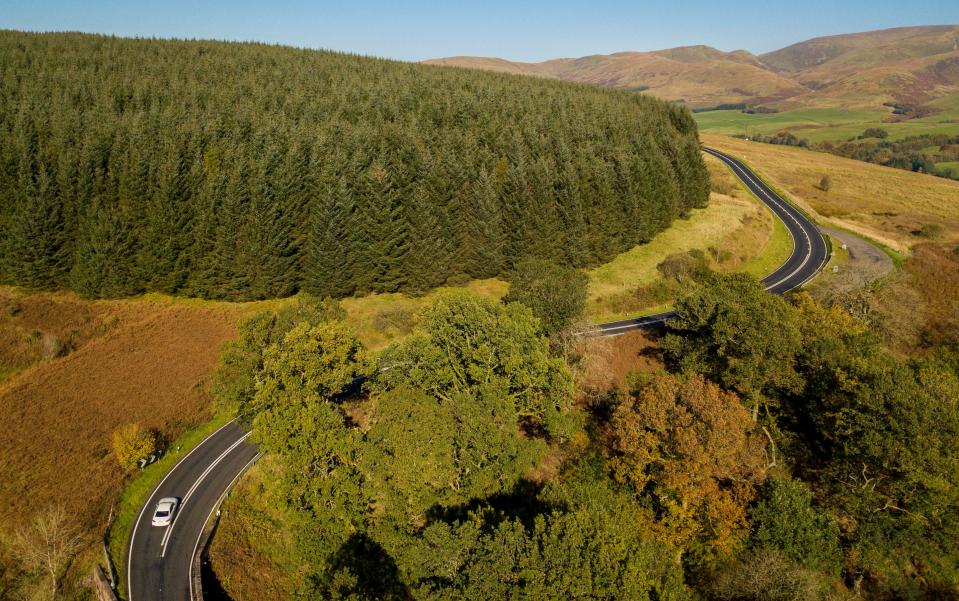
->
695 93 959 143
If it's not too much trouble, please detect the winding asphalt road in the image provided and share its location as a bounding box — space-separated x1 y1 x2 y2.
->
126 422 259 601
596 147 829 335
124 147 828 601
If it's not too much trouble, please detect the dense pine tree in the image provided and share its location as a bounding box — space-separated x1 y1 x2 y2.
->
0 31 709 300
69 203 142 298
3 165 69 289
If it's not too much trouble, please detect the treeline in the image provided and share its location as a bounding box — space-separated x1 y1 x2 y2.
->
822 132 959 179
0 31 709 300
738 128 959 181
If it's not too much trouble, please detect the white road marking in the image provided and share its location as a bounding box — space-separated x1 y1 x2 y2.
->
127 420 237 601
704 149 824 290
160 432 251 558
188 452 261 601
588 149 828 337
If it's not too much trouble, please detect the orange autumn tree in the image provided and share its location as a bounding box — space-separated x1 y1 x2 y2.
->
606 372 768 555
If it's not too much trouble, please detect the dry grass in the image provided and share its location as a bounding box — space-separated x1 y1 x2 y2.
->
577 330 663 393
702 134 959 253
0 288 254 543
0 290 111 384
585 152 793 321
340 278 508 350
904 244 959 349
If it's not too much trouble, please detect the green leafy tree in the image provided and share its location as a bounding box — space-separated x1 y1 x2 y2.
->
792 311 959 594
661 273 804 412
503 258 589 336
378 291 575 438
362 384 546 528
749 478 842 576
214 294 345 416
403 461 688 601
249 320 372 563
249 320 371 421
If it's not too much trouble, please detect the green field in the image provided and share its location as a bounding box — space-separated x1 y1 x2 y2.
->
938 161 959 177
695 95 959 143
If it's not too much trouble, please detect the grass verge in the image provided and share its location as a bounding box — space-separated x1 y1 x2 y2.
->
107 412 234 599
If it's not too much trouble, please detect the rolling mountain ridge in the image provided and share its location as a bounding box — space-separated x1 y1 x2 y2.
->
425 25 959 111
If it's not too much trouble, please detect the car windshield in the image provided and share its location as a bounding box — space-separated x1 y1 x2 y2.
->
155 510 169 517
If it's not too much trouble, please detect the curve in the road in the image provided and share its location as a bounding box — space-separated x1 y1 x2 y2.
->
595 147 829 335
125 147 828 601
126 422 259 601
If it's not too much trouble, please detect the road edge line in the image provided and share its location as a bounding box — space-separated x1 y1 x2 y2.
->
188 452 261 601
126 419 236 601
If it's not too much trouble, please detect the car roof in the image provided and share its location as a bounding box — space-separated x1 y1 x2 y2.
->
156 497 178 507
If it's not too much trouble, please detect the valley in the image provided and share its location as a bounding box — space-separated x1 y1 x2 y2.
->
1 15 958 601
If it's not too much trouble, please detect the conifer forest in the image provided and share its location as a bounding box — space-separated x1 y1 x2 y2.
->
0 31 708 300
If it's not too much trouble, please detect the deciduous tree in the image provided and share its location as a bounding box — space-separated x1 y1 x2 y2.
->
112 423 157 471
606 372 767 554
503 258 589 336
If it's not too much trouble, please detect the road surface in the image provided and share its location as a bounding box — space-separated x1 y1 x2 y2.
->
126 421 258 601
595 147 829 335
124 147 828 600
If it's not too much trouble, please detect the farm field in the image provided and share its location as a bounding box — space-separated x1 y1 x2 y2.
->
701 133 959 252
695 94 959 143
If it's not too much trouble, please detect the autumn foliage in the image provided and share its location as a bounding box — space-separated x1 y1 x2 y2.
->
111 423 157 471
606 372 767 554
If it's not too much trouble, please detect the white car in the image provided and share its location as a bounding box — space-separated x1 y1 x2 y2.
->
151 497 179 527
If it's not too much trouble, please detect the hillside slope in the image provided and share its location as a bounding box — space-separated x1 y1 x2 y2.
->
427 47 807 107
428 25 959 111
0 31 708 302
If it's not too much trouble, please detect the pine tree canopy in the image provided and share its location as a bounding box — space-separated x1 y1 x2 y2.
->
0 31 709 299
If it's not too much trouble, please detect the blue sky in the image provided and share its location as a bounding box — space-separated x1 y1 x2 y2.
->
4 1 957 62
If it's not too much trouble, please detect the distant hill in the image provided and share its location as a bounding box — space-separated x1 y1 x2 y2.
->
425 25 959 111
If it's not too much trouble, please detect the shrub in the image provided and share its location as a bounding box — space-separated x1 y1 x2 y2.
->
4 303 21 317
39 333 65 359
818 175 832 192
860 127 889 139
657 249 712 283
112 424 158 471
